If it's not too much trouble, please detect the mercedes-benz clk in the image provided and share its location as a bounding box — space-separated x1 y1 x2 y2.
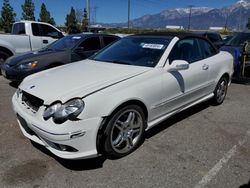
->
12 33 234 159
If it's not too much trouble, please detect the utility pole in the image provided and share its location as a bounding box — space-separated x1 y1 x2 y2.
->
128 0 131 29
86 0 90 27
92 6 98 24
188 5 194 31
224 13 229 31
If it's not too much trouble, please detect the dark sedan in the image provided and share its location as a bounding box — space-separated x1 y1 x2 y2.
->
1 33 120 82
221 32 250 77
193 31 224 49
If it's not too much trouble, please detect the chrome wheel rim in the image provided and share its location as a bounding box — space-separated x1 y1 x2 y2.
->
111 109 143 154
216 80 227 103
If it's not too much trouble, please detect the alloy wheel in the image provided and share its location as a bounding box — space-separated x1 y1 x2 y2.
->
110 109 144 154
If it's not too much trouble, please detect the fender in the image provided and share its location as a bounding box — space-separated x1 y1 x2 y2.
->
0 39 15 55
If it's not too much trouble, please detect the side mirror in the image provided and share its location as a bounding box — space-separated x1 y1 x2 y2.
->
168 60 189 72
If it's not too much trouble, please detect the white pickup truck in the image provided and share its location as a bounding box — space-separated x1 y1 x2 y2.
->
0 20 64 66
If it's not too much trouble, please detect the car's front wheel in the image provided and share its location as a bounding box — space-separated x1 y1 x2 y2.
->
103 105 146 158
212 76 228 105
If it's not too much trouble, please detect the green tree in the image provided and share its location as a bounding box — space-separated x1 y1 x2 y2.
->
81 8 89 32
65 7 80 34
247 18 250 30
38 3 55 25
21 0 35 21
0 0 16 33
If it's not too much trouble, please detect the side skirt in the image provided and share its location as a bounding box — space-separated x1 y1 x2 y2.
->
146 93 214 131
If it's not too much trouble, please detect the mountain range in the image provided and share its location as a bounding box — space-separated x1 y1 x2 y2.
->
104 0 250 30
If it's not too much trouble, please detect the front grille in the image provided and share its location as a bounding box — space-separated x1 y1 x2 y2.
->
22 91 44 112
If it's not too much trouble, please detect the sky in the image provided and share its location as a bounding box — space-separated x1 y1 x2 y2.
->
1 0 241 26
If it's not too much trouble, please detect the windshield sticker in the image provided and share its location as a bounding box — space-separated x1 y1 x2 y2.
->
72 36 81 39
142 43 165 50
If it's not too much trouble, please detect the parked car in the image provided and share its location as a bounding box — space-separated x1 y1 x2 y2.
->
221 32 250 76
12 32 233 160
1 33 120 82
194 31 224 49
0 20 64 68
221 32 250 56
222 35 234 44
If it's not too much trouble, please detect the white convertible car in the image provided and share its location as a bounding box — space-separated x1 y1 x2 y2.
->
12 33 234 159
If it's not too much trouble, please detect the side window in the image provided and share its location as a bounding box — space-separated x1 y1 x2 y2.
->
40 24 60 38
198 39 218 59
12 23 25 34
79 37 101 51
168 38 203 64
103 36 119 47
31 23 41 36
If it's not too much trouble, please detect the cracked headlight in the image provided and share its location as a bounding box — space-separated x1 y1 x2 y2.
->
43 99 84 124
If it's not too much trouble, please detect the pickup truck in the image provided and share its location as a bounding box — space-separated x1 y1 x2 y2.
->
0 20 64 67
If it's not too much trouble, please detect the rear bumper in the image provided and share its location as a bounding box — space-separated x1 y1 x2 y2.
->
12 92 103 159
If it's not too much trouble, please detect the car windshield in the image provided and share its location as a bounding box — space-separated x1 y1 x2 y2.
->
46 35 82 51
225 33 250 46
92 36 171 67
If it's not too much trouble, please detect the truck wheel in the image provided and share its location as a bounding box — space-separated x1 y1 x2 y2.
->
0 50 10 65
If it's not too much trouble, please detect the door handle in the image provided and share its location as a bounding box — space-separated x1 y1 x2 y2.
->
43 40 48 44
202 64 209 70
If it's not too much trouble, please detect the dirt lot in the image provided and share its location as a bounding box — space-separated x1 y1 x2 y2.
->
0 76 249 188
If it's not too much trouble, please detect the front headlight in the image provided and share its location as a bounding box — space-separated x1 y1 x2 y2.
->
16 60 38 70
43 99 84 124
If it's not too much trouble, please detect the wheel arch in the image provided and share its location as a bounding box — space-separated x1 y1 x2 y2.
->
0 46 14 57
218 72 230 85
96 99 148 154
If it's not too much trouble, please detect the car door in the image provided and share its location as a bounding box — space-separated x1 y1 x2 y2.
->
198 38 220 93
71 36 101 62
30 23 43 50
39 23 63 48
161 37 211 114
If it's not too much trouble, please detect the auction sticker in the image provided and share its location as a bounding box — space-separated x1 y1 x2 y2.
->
142 43 164 50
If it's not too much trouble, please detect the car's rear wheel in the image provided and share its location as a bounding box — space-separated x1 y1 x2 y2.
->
212 76 228 105
103 105 146 158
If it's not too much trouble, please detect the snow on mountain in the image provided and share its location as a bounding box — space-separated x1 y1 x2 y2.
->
176 7 214 15
104 1 250 30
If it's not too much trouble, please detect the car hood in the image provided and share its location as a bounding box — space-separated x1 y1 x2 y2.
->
7 49 65 67
19 60 151 105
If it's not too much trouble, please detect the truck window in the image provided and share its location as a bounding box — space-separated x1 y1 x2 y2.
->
12 23 26 34
31 23 41 36
40 24 61 38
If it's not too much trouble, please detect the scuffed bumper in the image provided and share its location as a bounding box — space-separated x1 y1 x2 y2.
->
12 92 103 159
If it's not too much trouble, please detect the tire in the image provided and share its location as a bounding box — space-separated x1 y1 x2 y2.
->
103 105 146 158
212 76 228 105
0 50 10 74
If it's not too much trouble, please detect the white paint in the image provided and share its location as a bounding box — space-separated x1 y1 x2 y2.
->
194 130 250 188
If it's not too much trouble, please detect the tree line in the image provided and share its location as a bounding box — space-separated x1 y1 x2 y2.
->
0 0 88 34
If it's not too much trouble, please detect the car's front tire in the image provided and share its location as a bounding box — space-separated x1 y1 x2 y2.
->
212 76 228 105
103 105 146 158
